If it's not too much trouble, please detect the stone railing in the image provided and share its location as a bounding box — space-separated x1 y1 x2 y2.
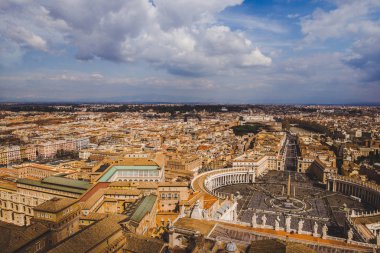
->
203 216 379 250
350 209 380 218
346 214 369 242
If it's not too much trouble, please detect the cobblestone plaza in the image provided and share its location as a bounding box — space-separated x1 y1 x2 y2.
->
216 171 375 238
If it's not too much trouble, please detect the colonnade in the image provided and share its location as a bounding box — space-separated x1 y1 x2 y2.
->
203 168 256 193
327 175 380 209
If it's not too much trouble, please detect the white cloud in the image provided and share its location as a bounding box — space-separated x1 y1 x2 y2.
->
0 0 70 65
300 0 380 83
287 13 300 19
301 0 380 42
0 0 271 75
8 27 48 51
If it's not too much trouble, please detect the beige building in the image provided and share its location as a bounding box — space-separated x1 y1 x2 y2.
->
97 158 165 183
0 146 21 165
297 136 337 174
34 197 81 245
13 163 75 179
0 181 44 226
158 182 189 212
47 214 127 253
121 194 158 235
165 154 202 173
0 176 90 226
232 132 287 174
309 158 338 184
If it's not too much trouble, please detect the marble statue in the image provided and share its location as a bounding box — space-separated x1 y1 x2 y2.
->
275 216 280 231
322 224 328 239
261 214 267 227
252 212 257 228
313 222 318 237
285 216 291 232
297 219 304 234
167 218 174 231
180 205 185 218
347 228 353 242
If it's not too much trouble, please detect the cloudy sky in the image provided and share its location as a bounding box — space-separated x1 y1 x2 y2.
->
0 0 380 104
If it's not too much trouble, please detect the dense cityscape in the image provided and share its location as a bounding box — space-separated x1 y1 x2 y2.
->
1 0 380 252
0 104 379 252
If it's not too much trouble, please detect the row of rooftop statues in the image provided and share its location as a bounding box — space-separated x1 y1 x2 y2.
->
252 212 332 240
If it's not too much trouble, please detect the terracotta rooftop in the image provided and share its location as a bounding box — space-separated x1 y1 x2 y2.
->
123 232 167 253
79 182 110 202
248 239 316 253
0 221 49 253
34 197 77 213
114 158 158 166
48 214 127 253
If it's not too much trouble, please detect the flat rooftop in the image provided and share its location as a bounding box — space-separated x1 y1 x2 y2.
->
98 165 160 182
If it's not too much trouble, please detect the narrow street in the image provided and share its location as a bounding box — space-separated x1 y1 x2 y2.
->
285 134 298 171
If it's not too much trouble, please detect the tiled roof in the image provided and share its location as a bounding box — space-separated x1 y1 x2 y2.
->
129 195 157 223
0 221 49 253
17 178 90 194
248 239 316 253
34 197 77 213
105 188 141 196
123 232 166 253
48 214 127 253
42 176 91 190
79 182 110 202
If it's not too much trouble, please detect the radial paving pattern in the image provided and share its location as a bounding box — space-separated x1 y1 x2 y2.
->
215 171 375 238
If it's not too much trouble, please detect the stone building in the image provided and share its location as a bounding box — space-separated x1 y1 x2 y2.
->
47 214 127 253
0 176 90 226
0 221 50 253
33 197 81 245
97 158 164 183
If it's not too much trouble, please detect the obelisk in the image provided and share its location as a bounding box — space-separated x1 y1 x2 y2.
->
287 174 291 199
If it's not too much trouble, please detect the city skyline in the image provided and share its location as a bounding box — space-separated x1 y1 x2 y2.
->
1 0 380 104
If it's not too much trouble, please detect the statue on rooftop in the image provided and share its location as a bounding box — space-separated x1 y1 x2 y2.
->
275 216 280 231
261 214 267 227
251 212 257 228
297 219 304 234
347 228 353 242
313 222 318 237
180 205 186 218
285 216 291 232
322 224 328 239
167 218 174 231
